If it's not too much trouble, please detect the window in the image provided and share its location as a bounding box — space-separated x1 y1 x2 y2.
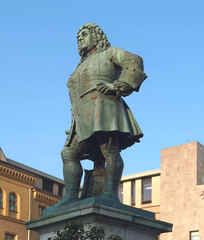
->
43 178 53 193
142 178 152 203
118 184 123 203
131 181 135 205
38 206 46 217
5 233 15 240
9 193 17 211
190 231 199 240
0 189 3 208
58 184 63 196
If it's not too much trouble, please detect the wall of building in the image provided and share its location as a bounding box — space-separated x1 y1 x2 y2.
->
160 142 204 240
0 150 63 240
0 165 35 240
0 217 29 240
121 170 161 220
197 142 204 185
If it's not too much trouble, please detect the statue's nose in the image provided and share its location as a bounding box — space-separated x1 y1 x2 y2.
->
78 35 83 41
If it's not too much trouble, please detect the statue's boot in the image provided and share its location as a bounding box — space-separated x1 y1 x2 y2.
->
43 147 82 216
101 151 124 203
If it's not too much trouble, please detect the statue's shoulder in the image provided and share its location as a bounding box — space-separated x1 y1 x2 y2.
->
106 47 125 55
105 47 126 63
107 47 142 60
105 47 143 66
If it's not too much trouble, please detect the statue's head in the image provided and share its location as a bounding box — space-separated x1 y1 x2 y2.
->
77 23 111 59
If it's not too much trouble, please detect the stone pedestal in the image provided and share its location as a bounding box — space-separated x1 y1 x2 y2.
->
25 197 172 240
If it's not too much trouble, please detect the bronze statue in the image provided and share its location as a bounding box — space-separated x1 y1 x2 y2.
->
44 23 147 215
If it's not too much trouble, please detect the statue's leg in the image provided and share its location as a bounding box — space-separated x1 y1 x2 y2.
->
97 133 124 202
61 145 83 202
43 136 85 216
93 146 106 168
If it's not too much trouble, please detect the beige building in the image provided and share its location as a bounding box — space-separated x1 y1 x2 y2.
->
119 169 161 220
119 141 203 240
0 148 65 240
160 141 204 240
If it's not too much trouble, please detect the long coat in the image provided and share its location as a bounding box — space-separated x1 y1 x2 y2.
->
65 47 147 150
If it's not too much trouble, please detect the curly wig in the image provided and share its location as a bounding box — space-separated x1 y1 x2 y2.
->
77 23 111 59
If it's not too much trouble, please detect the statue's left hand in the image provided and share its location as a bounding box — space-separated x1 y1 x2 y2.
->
96 83 115 95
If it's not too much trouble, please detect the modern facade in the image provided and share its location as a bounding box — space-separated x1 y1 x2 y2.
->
118 141 204 240
119 169 161 220
160 141 204 240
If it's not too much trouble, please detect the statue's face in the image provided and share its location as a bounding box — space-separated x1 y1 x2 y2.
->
78 28 95 56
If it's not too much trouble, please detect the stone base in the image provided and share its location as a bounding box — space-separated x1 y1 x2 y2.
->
25 197 172 240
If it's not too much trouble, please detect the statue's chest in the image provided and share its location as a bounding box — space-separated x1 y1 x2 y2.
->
67 52 117 104
69 53 114 85
75 56 101 80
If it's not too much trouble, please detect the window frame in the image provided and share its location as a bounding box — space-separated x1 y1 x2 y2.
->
118 183 123 203
190 230 199 240
131 180 135 206
9 193 17 212
38 205 46 217
5 233 16 240
58 184 63 196
0 189 3 208
142 177 152 204
42 178 53 193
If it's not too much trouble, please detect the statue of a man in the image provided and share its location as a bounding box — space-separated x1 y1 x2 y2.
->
45 23 147 214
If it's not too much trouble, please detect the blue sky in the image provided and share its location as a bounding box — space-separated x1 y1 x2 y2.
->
1 0 204 180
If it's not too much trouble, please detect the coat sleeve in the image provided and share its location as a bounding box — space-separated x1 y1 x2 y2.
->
106 47 147 92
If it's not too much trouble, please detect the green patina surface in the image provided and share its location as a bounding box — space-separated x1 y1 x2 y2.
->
43 23 147 217
66 46 146 148
25 197 172 234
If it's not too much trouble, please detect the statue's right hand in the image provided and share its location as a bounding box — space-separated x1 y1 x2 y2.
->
96 83 115 95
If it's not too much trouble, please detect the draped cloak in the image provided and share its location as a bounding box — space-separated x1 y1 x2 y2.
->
65 47 147 150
